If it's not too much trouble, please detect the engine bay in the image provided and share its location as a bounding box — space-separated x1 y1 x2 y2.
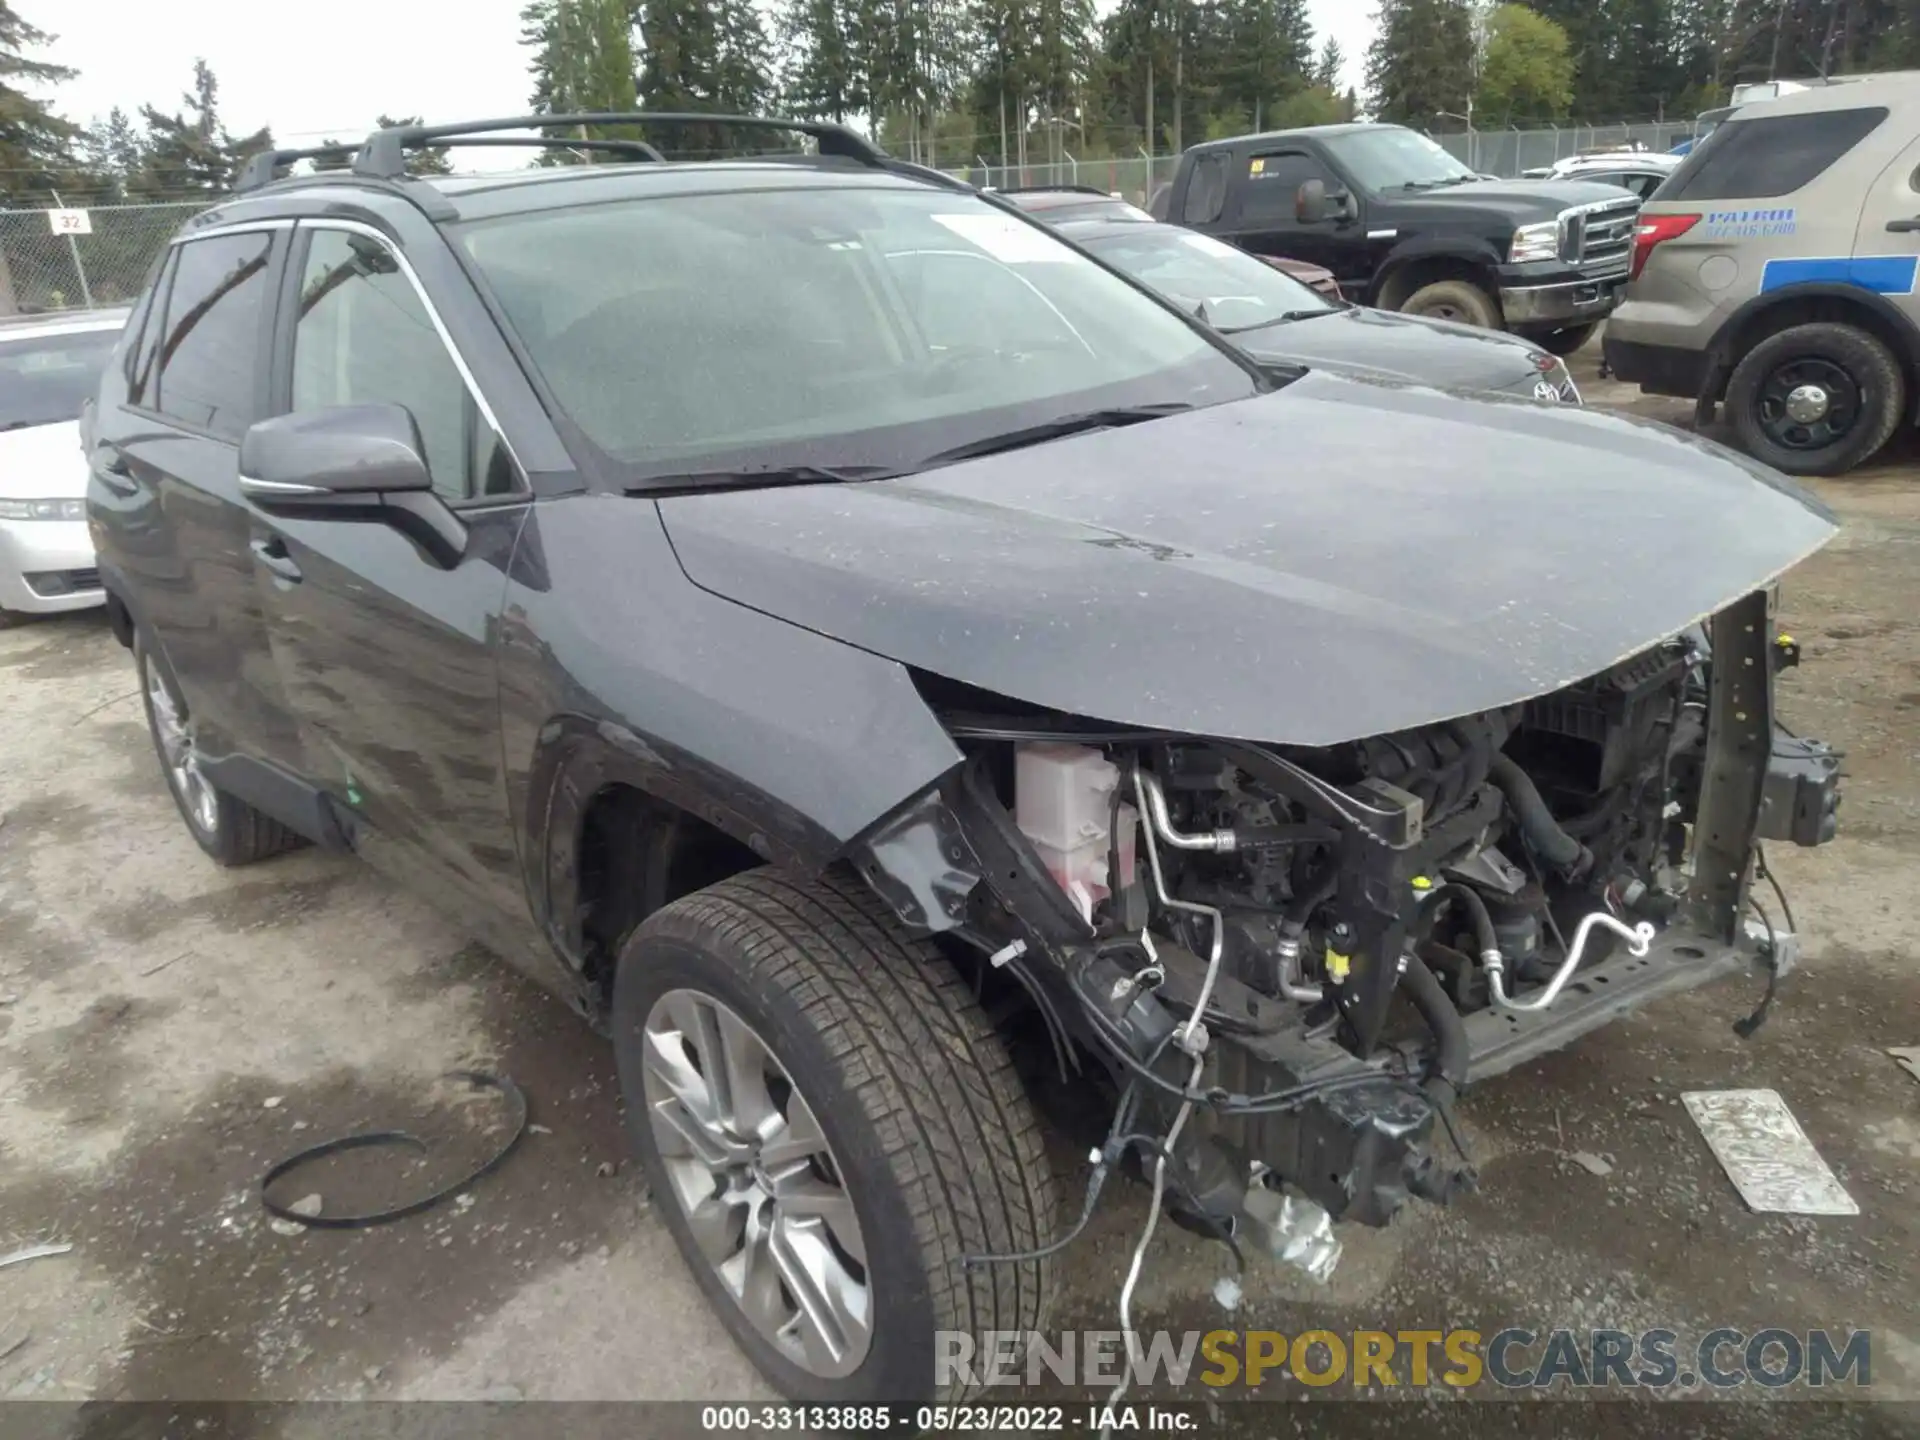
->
855 590 1842 1334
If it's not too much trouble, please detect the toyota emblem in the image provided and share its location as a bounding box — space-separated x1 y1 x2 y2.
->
1533 379 1564 403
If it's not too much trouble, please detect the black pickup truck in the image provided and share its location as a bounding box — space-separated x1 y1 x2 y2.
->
1156 122 1644 354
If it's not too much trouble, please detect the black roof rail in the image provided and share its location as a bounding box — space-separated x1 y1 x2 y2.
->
352 112 888 180
234 143 360 193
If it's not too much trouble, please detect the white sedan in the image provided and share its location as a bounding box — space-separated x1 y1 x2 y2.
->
0 308 128 617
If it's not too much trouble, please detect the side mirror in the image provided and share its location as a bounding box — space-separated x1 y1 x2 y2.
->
239 403 432 502
239 403 465 568
1296 180 1353 224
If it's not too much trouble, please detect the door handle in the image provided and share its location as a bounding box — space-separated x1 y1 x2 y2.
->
250 535 303 584
1887 218 1920 233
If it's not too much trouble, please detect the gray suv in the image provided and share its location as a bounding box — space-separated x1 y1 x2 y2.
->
1606 73 1920 475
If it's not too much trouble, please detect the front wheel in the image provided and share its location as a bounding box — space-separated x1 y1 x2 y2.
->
614 869 1057 1405
1725 322 1905 477
1400 278 1501 329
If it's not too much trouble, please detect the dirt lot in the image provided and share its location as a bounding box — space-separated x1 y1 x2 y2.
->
2 348 1917 1432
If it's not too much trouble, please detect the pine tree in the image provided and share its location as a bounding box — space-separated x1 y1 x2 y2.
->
524 0 642 160
0 1 80 200
138 60 270 195
75 107 145 200
1218 0 1315 131
779 0 867 121
1367 0 1475 125
1315 35 1346 90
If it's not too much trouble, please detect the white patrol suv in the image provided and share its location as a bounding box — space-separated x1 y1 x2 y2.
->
1605 72 1920 475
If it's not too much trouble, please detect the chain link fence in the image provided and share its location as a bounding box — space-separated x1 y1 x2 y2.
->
0 201 205 317
0 123 1695 317
1434 121 1700 178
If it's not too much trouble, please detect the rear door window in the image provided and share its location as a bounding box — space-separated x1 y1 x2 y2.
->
1663 107 1888 201
152 231 274 438
1182 154 1229 225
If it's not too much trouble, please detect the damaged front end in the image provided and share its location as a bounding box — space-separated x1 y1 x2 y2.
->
854 588 1841 1265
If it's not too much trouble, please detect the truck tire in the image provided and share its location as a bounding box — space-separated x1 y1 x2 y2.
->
135 630 305 867
613 867 1057 1405
1726 322 1905 477
1400 279 1501 329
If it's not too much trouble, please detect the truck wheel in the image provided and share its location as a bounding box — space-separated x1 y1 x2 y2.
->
1726 322 1905 477
135 631 304 866
1537 324 1597 357
613 868 1057 1404
1400 279 1501 329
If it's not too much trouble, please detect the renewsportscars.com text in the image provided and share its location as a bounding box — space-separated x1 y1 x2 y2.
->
937 1327 1873 1391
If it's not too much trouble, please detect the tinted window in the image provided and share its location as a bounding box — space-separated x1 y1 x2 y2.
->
1242 152 1329 220
1664 107 1888 201
0 328 118 429
1183 155 1229 224
460 189 1251 486
291 228 481 501
127 251 174 407
153 231 272 438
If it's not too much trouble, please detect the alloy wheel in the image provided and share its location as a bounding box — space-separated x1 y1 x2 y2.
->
144 653 218 836
641 988 872 1378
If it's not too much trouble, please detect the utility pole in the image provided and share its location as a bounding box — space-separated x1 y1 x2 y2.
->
1172 0 1184 158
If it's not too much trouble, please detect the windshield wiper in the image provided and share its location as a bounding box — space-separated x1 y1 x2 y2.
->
915 404 1195 469
1220 310 1334 336
635 462 900 496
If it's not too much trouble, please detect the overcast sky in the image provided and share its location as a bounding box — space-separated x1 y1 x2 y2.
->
45 0 1374 165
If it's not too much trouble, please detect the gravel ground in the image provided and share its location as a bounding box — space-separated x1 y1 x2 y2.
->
1 343 1916 1434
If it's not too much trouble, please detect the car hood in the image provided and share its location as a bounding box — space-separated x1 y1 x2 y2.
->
1231 307 1555 397
1391 177 1634 224
658 372 1837 746
0 420 85 499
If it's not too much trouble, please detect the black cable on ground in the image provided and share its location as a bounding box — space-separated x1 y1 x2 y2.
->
1735 893 1781 1040
260 1070 527 1230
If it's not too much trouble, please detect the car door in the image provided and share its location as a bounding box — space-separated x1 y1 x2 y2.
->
1855 124 1920 284
92 223 309 775
251 219 538 946
1224 148 1365 288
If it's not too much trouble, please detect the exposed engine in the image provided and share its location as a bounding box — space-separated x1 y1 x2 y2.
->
878 603 1839 1318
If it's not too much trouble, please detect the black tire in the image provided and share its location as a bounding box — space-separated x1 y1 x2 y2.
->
1400 278 1501 329
1726 322 1905 477
1536 324 1597 358
134 631 304 867
614 868 1056 1405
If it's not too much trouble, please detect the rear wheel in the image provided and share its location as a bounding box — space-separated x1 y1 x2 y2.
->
135 631 303 866
1726 322 1905 477
613 868 1056 1404
1400 279 1501 329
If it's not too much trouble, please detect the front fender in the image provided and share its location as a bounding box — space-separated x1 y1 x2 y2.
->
502 495 968 965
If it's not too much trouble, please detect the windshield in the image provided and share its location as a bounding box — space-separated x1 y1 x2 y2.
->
1077 228 1337 332
1322 128 1479 191
458 186 1257 485
0 327 117 430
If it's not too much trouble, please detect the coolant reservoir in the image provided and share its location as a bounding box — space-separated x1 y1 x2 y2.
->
1015 743 1136 921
